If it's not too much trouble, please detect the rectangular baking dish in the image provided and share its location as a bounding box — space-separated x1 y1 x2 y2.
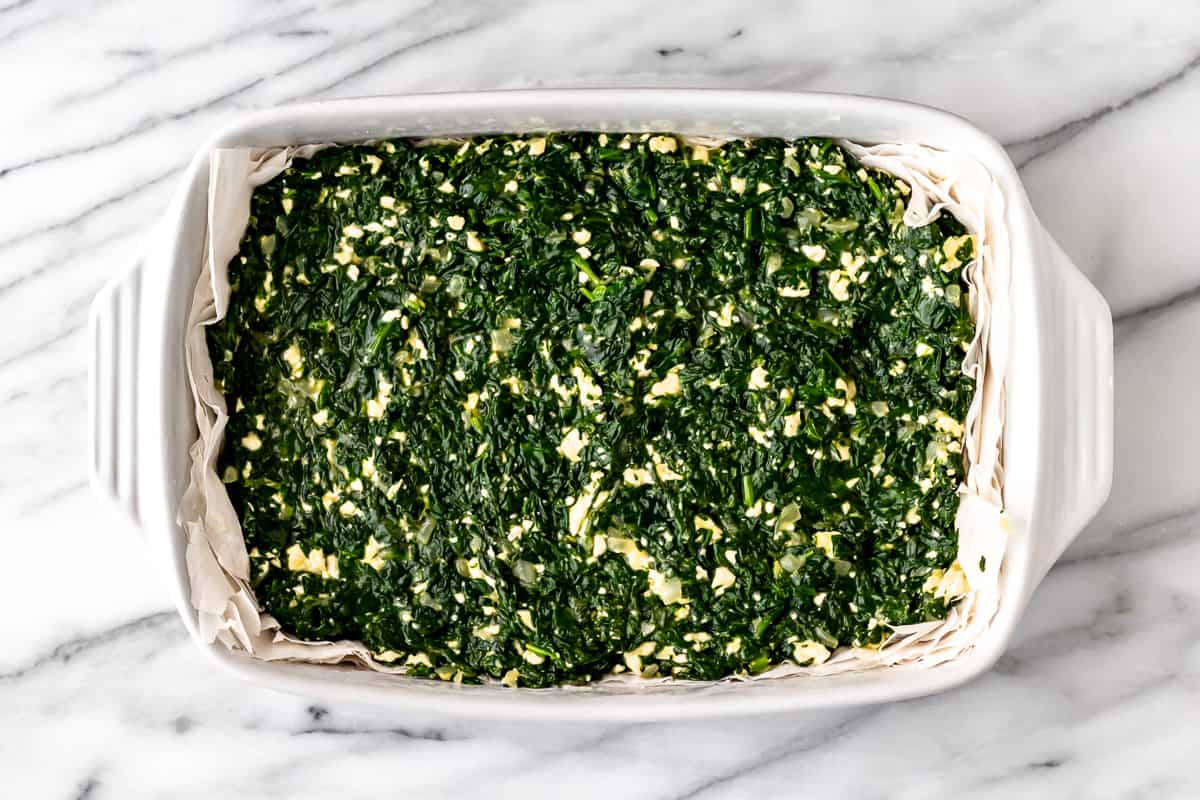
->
88 89 1112 720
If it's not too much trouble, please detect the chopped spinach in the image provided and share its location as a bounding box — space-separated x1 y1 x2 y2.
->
209 133 976 687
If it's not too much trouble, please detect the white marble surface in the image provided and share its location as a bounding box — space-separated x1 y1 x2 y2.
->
3 0 1199 796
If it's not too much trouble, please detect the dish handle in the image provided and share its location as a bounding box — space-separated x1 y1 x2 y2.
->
88 257 144 529
1036 232 1114 576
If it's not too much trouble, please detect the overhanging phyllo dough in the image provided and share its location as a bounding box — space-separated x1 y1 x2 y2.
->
203 134 984 687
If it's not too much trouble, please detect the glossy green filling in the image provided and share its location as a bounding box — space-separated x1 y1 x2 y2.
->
210 133 975 687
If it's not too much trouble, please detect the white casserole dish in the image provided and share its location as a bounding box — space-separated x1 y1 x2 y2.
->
88 89 1112 720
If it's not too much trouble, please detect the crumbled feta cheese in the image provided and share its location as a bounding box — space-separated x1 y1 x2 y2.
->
571 365 604 408
557 427 590 463
748 425 773 447
648 570 686 605
814 531 838 558
644 364 684 404
711 566 736 594
648 135 678 154
793 640 831 666
827 270 852 302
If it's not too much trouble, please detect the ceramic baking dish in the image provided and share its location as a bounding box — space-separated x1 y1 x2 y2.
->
88 89 1112 720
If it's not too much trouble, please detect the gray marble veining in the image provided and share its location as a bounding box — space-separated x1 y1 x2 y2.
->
3 1 1198 796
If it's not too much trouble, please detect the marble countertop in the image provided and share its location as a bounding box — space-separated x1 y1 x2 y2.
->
4 0 1198 796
